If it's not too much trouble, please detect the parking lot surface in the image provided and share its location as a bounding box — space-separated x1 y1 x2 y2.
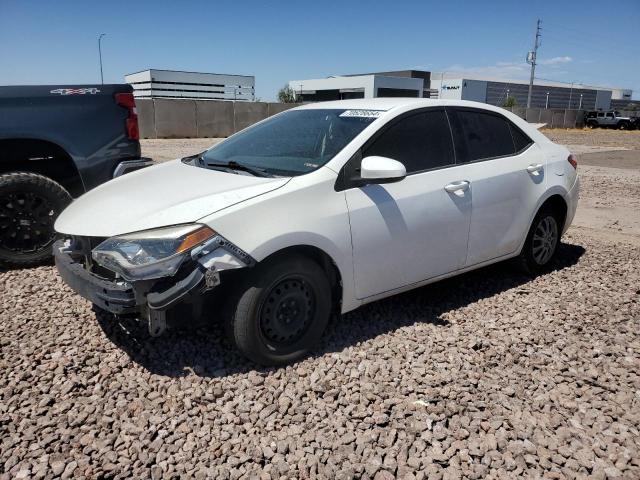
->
1 130 639 479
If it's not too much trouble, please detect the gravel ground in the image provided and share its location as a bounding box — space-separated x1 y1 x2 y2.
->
141 139 221 164
543 129 640 152
2 131 640 479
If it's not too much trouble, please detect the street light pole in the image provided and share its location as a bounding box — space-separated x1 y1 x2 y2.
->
568 82 574 109
546 92 549 109
98 34 106 84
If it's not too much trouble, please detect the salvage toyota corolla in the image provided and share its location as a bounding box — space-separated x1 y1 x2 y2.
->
54 98 579 365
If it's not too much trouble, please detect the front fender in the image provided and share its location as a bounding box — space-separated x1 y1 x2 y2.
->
247 232 359 314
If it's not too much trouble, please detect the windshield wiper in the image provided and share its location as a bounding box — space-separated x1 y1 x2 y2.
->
203 159 272 177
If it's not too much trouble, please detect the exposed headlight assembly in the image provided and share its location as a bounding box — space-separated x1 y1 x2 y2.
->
92 224 216 281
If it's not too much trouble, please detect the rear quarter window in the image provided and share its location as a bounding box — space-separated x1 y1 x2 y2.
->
509 123 534 153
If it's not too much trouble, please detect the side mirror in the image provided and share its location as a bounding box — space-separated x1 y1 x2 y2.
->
360 156 406 184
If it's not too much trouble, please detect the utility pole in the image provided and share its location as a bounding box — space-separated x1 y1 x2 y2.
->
526 19 541 108
98 33 106 85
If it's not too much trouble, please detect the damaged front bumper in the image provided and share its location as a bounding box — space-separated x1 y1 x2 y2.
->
53 234 254 335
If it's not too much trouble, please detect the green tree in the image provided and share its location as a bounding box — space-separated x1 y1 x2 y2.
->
502 96 517 108
277 85 297 103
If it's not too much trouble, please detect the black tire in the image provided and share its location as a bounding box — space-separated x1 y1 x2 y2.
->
0 172 71 268
225 254 331 366
618 121 630 130
586 121 597 129
517 207 562 276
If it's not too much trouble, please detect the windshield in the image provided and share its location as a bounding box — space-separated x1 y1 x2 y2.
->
201 109 380 176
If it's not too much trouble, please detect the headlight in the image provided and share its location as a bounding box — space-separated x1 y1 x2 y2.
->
92 224 216 281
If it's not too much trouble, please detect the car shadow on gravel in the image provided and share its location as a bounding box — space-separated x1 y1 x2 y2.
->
96 242 585 378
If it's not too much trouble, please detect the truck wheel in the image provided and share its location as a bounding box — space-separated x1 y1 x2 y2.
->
0 172 71 268
516 207 562 276
618 121 630 130
225 254 331 366
586 121 597 129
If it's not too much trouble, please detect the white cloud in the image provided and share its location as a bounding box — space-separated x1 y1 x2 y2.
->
435 56 573 81
436 62 530 81
539 56 573 65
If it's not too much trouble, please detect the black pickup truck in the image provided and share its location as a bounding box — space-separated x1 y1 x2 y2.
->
0 84 152 267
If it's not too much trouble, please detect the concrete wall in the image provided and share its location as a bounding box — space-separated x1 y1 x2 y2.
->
196 101 234 138
136 99 156 138
505 107 587 129
138 99 295 138
267 102 298 117
154 99 197 138
234 102 268 132
140 100 595 138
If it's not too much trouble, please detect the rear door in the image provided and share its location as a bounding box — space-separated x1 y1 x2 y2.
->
343 108 471 299
447 107 544 266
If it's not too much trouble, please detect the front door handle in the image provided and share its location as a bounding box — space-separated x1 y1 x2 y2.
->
527 163 544 174
444 180 470 193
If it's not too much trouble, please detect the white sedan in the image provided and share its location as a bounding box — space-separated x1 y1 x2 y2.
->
54 98 579 365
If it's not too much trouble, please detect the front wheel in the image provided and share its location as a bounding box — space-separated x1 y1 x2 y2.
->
618 121 630 130
225 255 332 366
517 208 562 275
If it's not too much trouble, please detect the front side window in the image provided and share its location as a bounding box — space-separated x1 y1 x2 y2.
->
363 110 455 174
450 110 515 162
201 109 378 176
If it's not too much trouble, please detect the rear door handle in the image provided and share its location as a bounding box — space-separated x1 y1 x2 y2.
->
527 163 544 174
444 180 470 193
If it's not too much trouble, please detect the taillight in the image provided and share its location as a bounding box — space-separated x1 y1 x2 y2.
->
568 154 578 170
115 92 139 140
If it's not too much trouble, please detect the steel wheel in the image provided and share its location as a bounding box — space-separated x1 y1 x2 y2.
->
259 277 315 348
532 215 558 265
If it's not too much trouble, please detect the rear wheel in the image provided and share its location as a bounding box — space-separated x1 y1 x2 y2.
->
225 254 331 366
517 207 562 275
0 172 71 268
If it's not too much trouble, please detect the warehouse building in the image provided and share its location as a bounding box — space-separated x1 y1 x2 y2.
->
288 70 430 102
429 76 623 111
125 69 255 101
289 70 633 111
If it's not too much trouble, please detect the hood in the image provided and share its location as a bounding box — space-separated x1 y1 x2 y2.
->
55 159 290 237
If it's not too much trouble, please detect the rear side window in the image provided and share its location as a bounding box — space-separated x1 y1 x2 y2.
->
509 124 533 153
364 109 455 174
450 110 515 162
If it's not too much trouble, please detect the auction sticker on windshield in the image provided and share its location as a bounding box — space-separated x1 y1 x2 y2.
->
339 110 384 118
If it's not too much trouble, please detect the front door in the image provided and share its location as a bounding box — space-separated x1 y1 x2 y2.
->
344 109 472 299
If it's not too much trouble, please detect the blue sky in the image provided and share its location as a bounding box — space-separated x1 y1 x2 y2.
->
1 0 638 100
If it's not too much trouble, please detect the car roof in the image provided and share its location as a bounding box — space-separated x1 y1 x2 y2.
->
293 97 513 114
